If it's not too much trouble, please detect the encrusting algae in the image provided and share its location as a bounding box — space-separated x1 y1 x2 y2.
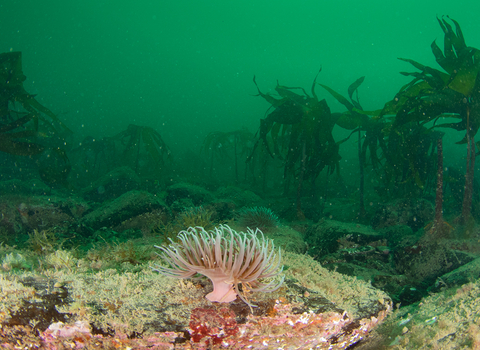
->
0 243 391 349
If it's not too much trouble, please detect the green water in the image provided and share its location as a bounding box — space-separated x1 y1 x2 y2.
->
0 0 479 194
2 0 478 156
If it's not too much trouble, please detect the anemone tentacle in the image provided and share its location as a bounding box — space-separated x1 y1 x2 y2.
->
152 224 284 307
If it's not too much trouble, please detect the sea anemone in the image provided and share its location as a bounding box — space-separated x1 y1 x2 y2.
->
152 225 283 306
237 206 279 232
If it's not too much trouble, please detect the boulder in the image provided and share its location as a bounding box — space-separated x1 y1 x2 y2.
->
82 166 140 202
80 190 166 232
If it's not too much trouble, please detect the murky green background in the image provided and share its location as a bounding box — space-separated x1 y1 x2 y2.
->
2 0 479 177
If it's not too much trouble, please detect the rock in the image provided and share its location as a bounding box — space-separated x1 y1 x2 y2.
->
321 198 362 222
215 186 262 207
430 256 480 292
0 179 51 196
81 166 140 202
226 221 306 254
209 199 237 221
0 195 88 235
371 198 434 232
394 243 477 286
369 275 480 349
166 183 214 207
306 219 383 257
371 274 410 301
325 262 380 281
266 226 307 254
0 251 392 349
80 190 167 232
377 224 416 248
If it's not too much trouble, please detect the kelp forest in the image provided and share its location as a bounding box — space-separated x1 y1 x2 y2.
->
2 16 480 348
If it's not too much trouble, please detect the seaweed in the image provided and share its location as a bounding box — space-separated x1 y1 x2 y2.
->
382 16 480 143
113 124 172 177
248 71 340 217
319 77 389 219
382 17 479 215
202 129 253 182
0 52 70 156
0 51 73 188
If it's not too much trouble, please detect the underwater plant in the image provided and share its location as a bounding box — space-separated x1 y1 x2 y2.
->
237 206 279 232
113 124 172 177
1 252 30 271
152 206 217 242
0 51 72 186
27 228 59 254
69 136 117 182
385 17 480 143
152 225 284 307
0 52 71 155
380 16 478 215
384 123 442 198
202 128 253 182
176 206 216 230
424 137 453 238
248 72 340 217
45 249 76 271
319 76 389 218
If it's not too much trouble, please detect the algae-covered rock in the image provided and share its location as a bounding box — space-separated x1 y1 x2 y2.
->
0 178 51 196
370 278 480 349
228 220 307 254
371 198 434 232
166 182 215 207
430 256 480 293
215 186 262 207
306 219 382 257
80 190 167 231
394 243 477 286
377 224 415 249
0 194 87 235
0 251 391 349
81 166 141 202
265 225 307 254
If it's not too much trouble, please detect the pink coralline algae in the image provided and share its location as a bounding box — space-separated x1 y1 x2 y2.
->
186 298 391 349
189 307 239 345
33 296 390 349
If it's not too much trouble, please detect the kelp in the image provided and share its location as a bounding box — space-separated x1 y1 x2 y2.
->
368 16 480 200
0 51 71 157
202 129 253 182
381 16 480 144
248 71 340 216
385 123 443 197
69 136 117 181
37 148 71 186
0 114 45 155
113 124 172 176
319 77 389 218
319 77 388 171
